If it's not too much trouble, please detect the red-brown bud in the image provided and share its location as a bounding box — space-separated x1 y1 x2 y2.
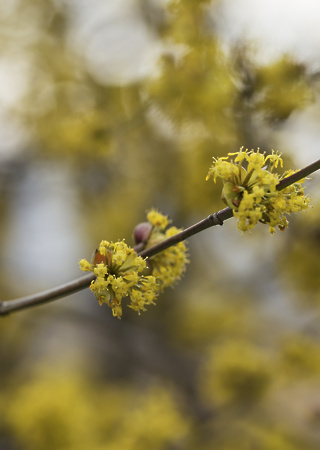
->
133 222 152 245
92 249 107 266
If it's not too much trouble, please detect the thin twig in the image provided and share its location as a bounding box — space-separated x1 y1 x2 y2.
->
0 273 96 315
277 158 320 191
1 157 319 316
139 208 231 259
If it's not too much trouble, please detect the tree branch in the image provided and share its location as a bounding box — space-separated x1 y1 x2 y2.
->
0 273 96 316
276 158 320 191
1 157 319 316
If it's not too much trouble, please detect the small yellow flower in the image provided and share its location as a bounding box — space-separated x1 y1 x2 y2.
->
265 149 283 168
79 259 92 271
147 209 170 229
93 263 108 278
246 150 266 173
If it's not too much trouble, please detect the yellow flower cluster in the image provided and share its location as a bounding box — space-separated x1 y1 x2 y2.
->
79 240 158 318
145 209 189 289
79 210 189 318
146 209 169 230
206 148 310 233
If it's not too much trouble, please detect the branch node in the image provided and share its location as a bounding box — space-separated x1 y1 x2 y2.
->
209 212 223 226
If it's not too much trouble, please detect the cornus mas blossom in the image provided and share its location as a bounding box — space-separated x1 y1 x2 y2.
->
79 210 189 318
206 148 310 234
79 240 158 318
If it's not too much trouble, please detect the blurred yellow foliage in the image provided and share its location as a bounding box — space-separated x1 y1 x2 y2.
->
201 340 272 405
0 0 319 449
255 56 313 123
3 365 188 450
280 334 320 379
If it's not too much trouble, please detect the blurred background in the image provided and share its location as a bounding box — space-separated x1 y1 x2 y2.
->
1 0 320 448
